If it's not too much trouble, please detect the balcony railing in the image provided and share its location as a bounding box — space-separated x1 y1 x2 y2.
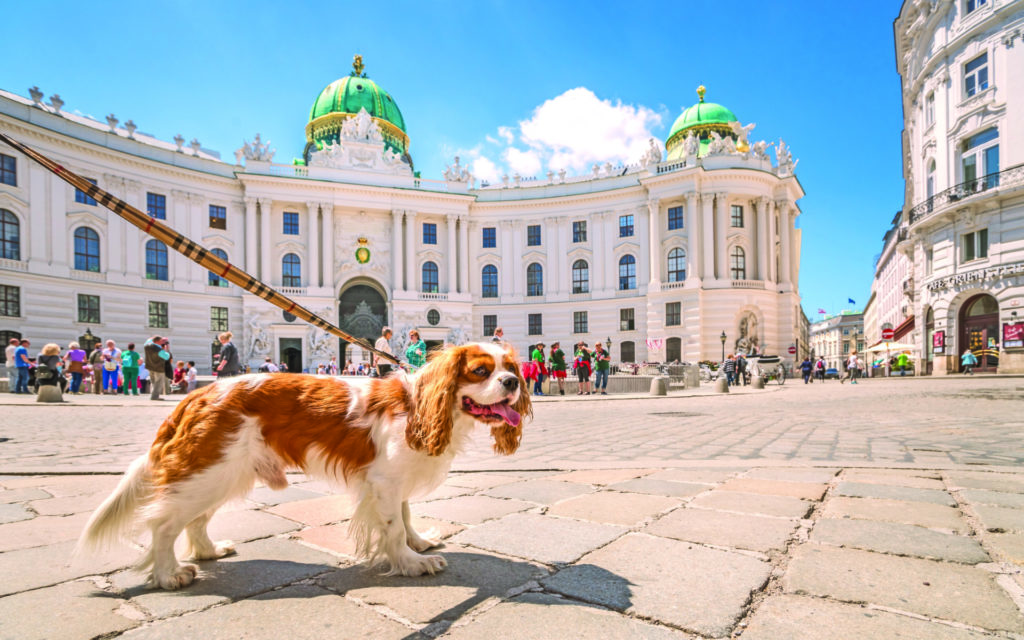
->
731 280 766 289
277 286 307 296
419 292 448 301
909 163 1024 224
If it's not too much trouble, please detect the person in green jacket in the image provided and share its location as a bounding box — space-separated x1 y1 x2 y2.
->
530 343 546 396
896 352 910 376
548 341 567 396
405 329 427 370
593 341 611 395
120 342 142 396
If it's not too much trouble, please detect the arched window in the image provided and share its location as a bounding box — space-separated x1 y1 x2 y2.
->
0 209 19 261
572 259 589 294
73 227 100 272
208 248 229 287
282 253 302 287
618 254 636 290
145 240 168 281
422 261 439 293
667 248 686 282
481 264 498 298
730 246 746 280
527 263 543 296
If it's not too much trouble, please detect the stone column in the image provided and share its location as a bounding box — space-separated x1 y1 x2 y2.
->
321 202 334 291
306 201 320 288
789 207 800 288
701 193 715 282
647 198 660 287
556 218 570 295
49 172 70 271
187 193 205 284
765 199 776 283
244 197 258 275
458 215 469 294
170 190 190 283
592 213 606 292
545 217 559 295
102 175 123 276
685 192 700 284
446 214 458 293
391 209 404 291
715 193 729 281
404 211 417 292
778 200 792 289
27 164 48 271
500 220 514 297
756 197 769 282
259 197 272 283
123 179 143 277
512 220 525 297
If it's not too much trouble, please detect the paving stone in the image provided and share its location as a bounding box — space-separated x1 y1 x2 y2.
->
0 539 135 597
946 472 1024 494
836 482 955 506
444 591 694 639
960 488 1024 509
484 479 595 505
415 483 475 501
296 517 464 559
646 507 798 553
811 518 989 564
0 486 51 503
784 545 1024 632
543 533 770 637
646 468 746 484
452 512 626 565
606 477 708 498
974 504 1024 533
0 579 137 640
841 470 946 490
718 478 827 501
120 584 409 639
246 485 325 506
986 533 1024 564
743 594 992 640
29 491 109 516
742 468 838 483
0 511 91 552
550 468 657 485
690 491 813 518
547 491 679 526
133 508 301 551
266 494 355 526
34 475 121 498
822 497 968 533
319 544 546 623
0 501 34 524
445 473 525 490
411 495 533 525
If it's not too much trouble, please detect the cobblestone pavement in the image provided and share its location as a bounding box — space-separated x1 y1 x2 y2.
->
1 377 1023 638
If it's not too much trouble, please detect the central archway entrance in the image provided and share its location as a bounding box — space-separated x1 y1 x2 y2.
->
338 283 388 365
959 294 999 373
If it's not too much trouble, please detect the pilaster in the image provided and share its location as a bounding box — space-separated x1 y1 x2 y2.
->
446 213 458 294
391 209 404 291
258 197 272 283
306 201 320 289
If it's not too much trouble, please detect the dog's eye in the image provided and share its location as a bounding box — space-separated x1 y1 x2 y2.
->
473 366 489 377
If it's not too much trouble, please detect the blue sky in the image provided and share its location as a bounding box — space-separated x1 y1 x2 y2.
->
4 1 905 319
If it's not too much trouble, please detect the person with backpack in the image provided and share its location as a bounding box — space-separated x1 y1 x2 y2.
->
800 357 813 384
35 343 65 393
815 357 826 382
120 342 142 396
144 336 171 400
961 348 978 375
87 343 104 394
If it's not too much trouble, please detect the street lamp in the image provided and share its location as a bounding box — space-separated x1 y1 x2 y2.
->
720 330 727 362
605 336 612 351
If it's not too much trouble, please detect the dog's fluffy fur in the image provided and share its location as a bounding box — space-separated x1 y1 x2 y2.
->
77 342 530 589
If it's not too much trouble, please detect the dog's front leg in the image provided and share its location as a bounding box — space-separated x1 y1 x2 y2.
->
375 490 446 576
402 500 440 552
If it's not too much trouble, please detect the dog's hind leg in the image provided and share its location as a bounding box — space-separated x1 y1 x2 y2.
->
402 500 440 552
375 489 446 576
143 508 199 590
185 510 236 561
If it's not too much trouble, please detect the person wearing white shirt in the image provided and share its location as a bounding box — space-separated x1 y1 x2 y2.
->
374 327 395 377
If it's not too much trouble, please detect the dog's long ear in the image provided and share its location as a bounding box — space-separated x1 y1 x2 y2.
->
406 346 465 456
492 346 530 455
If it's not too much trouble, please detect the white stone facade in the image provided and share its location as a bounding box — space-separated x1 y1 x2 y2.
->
892 0 1024 374
809 313 865 373
0 87 804 372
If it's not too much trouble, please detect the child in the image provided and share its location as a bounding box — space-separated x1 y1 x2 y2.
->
186 361 198 393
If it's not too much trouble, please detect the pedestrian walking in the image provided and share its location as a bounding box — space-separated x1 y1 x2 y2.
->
144 336 171 400
100 340 122 394
120 343 141 396
12 338 30 394
88 343 105 394
736 353 748 386
574 342 593 395
815 357 826 382
64 341 87 394
896 352 910 376
530 343 547 395
215 332 241 378
593 341 610 395
405 330 426 370
548 341 567 396
841 351 860 384
723 355 737 386
374 327 395 377
800 357 813 384
186 361 198 393
5 337 18 393
961 348 978 375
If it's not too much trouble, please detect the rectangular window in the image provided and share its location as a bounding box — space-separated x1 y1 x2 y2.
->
572 221 587 243
857 341 865 353
843 341 850 354
482 227 496 248
731 205 744 228
77 293 100 323
966 0 987 13
528 313 542 336
527 224 541 246
964 52 988 97
619 214 634 237
209 205 227 230
0 153 15 186
963 228 988 262
148 301 168 328
283 211 299 235
423 222 437 245
573 311 588 334
210 306 229 332
925 92 935 127
483 315 497 337
0 284 19 317
75 178 98 205
667 206 683 230
666 302 681 326
620 308 635 331
146 192 166 219
843 329 850 335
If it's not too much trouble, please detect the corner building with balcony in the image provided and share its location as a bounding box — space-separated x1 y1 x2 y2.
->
893 0 1024 374
0 65 804 372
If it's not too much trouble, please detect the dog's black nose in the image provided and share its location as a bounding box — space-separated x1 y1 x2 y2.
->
501 375 519 391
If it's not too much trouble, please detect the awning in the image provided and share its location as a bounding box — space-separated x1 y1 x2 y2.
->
893 315 915 341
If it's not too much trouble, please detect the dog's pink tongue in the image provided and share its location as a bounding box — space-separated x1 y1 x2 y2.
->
490 402 521 427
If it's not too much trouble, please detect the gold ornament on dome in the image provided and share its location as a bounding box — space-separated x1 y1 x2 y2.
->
355 236 370 264
352 55 365 77
697 85 706 102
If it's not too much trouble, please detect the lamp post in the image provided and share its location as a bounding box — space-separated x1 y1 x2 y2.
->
720 330 727 362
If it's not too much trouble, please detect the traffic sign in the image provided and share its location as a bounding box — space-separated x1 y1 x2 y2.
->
788 345 797 354
881 327 895 340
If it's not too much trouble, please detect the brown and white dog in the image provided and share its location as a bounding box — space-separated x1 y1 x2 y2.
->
77 342 530 589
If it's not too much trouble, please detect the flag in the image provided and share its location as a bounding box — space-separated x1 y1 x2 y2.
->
848 298 856 304
817 308 826 315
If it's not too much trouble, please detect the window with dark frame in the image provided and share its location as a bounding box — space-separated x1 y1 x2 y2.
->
0 153 16 186
483 315 497 337
620 341 635 363
482 227 496 248
148 301 168 328
667 206 683 230
966 0 987 14
77 293 100 323
618 254 636 290
209 205 227 230
620 308 635 331
73 227 100 272
282 253 302 287
527 263 543 296
573 311 588 334
146 192 166 219
423 222 437 245
572 259 589 294
527 224 541 246
145 240 168 280
0 209 20 261
481 265 498 298
730 246 746 280
963 228 989 262
964 52 989 97
283 211 299 235
208 248 230 287
422 261 439 293
75 178 98 205
667 248 686 282
210 306 229 332
528 313 542 336
619 214 634 237
572 221 587 243
666 302 681 326
0 284 20 317
731 205 744 228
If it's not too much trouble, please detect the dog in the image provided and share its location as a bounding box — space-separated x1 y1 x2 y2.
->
77 342 531 590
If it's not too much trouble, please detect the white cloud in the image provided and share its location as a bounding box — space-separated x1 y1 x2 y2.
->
497 126 515 145
504 147 543 176
469 155 500 183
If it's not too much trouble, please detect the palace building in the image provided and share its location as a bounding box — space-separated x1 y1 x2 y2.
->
0 60 804 372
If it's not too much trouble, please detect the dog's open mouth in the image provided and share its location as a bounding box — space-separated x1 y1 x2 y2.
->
461 396 521 427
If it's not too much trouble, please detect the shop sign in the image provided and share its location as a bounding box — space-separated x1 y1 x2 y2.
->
926 262 1024 292
933 330 945 354
1004 323 1024 349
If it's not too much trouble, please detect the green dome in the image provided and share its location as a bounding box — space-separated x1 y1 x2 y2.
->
667 101 736 142
665 86 739 161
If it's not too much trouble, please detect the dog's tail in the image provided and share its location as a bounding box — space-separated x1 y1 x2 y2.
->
75 454 152 556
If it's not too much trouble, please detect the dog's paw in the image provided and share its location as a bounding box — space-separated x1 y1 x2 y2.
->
398 554 447 576
154 563 198 590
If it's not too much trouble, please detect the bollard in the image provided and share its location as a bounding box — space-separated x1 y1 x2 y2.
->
683 365 700 388
36 385 64 403
751 375 765 389
714 377 730 393
650 376 668 396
